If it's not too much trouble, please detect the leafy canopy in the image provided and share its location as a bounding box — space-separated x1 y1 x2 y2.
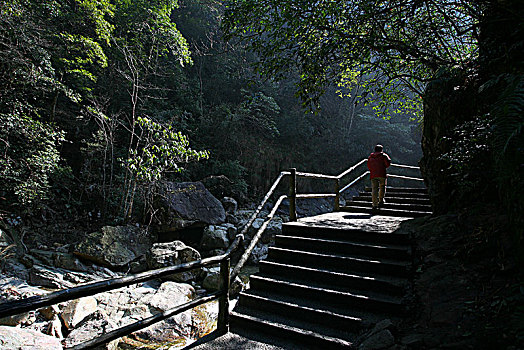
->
222 0 482 116
125 116 209 183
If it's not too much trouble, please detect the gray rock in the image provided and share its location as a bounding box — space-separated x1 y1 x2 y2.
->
149 282 195 311
131 282 195 342
63 310 118 350
0 311 34 327
29 265 75 289
0 275 48 326
202 267 221 290
230 276 246 298
29 249 55 266
0 326 63 349
226 214 240 225
60 296 98 329
262 218 282 244
94 280 195 342
202 267 244 296
241 217 279 245
359 329 395 350
252 218 264 230
156 182 226 231
74 225 152 268
206 248 226 257
21 253 42 268
53 252 89 272
220 223 238 241
200 226 230 251
241 218 263 244
248 243 268 264
1 259 29 280
146 241 201 282
221 197 238 214
46 316 64 340
39 305 60 321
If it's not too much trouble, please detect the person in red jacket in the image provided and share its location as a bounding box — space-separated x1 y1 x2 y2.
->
367 144 391 210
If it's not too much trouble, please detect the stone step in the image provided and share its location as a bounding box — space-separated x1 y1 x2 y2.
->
267 247 412 278
282 224 411 245
359 191 430 200
349 198 432 212
275 234 411 261
249 275 405 314
364 187 427 194
230 311 354 349
236 291 362 333
352 195 431 205
341 205 432 218
259 260 408 297
238 288 400 327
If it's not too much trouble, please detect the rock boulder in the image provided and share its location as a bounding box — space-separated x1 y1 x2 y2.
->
146 241 201 282
221 197 238 214
74 225 152 269
200 226 230 252
61 297 98 329
156 182 226 231
0 326 63 349
62 310 118 350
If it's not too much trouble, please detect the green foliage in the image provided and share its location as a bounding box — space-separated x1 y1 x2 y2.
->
223 0 481 114
0 109 65 205
112 0 191 65
120 116 208 220
56 33 108 86
124 116 209 182
236 90 280 138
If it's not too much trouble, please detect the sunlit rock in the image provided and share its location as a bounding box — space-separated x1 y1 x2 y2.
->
0 326 63 349
60 296 98 330
155 182 226 232
74 225 152 269
146 241 201 282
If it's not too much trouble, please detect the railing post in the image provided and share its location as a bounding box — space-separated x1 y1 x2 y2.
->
334 178 340 211
289 168 297 221
217 258 230 334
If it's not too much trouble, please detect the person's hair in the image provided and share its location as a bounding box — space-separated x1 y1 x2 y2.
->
374 144 383 152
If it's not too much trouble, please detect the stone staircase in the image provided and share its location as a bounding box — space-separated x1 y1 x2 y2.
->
229 211 417 349
341 187 432 217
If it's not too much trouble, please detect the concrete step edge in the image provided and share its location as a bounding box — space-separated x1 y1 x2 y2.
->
340 206 432 217
237 291 363 328
230 311 355 348
275 234 412 252
269 246 412 267
249 275 404 306
259 260 408 287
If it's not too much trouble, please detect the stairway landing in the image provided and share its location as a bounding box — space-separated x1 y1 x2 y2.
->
289 211 413 233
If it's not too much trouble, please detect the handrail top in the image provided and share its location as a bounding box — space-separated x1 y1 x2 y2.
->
296 171 338 180
286 160 420 181
390 163 420 170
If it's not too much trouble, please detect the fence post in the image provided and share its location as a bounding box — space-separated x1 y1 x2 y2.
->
289 168 297 221
334 178 340 211
217 258 230 334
